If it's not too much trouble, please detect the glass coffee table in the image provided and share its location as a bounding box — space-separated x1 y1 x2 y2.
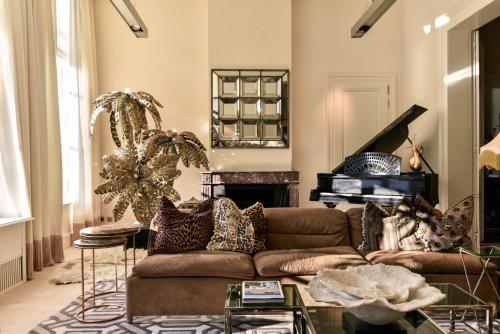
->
224 284 307 334
304 307 446 334
421 283 492 333
305 283 492 334
225 283 492 334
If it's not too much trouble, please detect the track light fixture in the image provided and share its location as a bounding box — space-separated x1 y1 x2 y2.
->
110 0 148 38
351 0 396 38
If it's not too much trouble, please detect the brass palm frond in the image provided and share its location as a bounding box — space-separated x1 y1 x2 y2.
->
92 90 210 225
142 129 209 170
95 143 181 225
90 90 163 147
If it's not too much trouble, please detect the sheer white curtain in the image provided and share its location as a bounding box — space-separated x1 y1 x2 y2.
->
67 0 100 239
1 0 64 279
0 1 30 219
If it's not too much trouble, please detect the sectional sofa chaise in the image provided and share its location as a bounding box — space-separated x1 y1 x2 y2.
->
126 207 496 323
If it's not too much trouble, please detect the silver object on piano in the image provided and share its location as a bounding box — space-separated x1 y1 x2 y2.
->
345 152 401 176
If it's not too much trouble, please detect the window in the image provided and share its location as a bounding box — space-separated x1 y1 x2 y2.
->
56 0 80 204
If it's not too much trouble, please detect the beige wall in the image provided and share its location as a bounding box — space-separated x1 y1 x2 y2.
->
93 0 498 215
94 0 209 220
208 0 292 171
93 0 405 211
291 0 404 207
94 0 292 220
401 0 499 210
402 0 463 210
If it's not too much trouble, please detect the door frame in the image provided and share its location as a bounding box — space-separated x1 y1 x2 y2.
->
326 73 396 170
445 1 500 246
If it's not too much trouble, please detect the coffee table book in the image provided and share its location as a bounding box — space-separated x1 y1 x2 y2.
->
241 281 285 304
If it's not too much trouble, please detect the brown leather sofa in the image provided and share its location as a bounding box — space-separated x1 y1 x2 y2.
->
126 207 497 323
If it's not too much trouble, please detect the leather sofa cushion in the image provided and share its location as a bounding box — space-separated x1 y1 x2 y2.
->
254 246 368 277
264 208 351 249
366 250 497 275
345 207 364 250
133 250 255 279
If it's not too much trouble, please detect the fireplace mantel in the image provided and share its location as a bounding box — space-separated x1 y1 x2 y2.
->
201 171 299 207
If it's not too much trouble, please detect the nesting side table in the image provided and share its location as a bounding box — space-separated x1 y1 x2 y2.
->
459 246 500 304
73 237 127 322
74 223 141 323
80 223 142 266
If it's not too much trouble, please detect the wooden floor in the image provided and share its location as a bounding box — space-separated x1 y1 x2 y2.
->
0 247 81 334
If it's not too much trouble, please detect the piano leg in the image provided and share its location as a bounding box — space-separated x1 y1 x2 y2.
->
324 202 337 208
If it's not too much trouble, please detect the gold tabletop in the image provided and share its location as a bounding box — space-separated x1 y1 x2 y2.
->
73 237 127 249
80 223 141 238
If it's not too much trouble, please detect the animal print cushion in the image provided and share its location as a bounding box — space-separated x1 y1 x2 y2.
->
379 198 424 251
415 196 473 252
206 198 262 254
149 197 214 255
245 202 266 252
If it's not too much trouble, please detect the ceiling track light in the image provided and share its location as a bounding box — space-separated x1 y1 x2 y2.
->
351 0 397 38
110 0 148 38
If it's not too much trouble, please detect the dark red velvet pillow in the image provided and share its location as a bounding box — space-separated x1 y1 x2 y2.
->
150 197 214 254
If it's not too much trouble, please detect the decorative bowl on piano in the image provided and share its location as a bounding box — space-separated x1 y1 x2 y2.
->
345 152 401 176
307 264 446 325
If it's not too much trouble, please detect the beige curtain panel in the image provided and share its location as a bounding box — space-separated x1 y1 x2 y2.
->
68 0 101 241
2 0 64 279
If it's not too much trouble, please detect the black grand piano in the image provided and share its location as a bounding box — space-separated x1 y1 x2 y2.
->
310 105 439 207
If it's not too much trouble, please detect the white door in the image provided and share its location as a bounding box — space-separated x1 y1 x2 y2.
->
328 75 395 170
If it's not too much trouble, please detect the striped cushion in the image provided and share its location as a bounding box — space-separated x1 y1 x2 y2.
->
380 215 424 251
379 198 424 251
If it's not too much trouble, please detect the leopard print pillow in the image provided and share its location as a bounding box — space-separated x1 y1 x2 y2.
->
244 202 266 252
149 197 214 255
206 198 259 254
415 196 473 252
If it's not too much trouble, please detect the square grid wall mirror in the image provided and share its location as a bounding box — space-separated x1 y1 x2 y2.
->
211 69 289 148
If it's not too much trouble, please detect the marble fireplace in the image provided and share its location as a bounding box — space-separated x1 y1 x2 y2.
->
201 171 299 208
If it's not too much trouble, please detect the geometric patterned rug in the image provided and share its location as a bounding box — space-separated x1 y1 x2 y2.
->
28 280 500 334
29 281 292 334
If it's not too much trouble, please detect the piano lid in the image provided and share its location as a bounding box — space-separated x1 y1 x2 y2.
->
332 104 428 174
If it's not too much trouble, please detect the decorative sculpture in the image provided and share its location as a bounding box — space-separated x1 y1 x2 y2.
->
90 90 209 226
408 135 423 172
307 264 446 325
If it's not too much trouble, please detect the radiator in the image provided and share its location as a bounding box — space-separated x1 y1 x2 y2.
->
0 256 23 294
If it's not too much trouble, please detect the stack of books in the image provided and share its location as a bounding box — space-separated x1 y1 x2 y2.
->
241 281 285 304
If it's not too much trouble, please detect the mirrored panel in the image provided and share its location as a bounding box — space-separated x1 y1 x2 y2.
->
261 98 281 119
240 98 259 119
217 71 239 98
211 69 288 148
241 77 260 97
262 120 281 140
241 120 259 140
261 77 281 97
220 120 239 140
219 98 238 119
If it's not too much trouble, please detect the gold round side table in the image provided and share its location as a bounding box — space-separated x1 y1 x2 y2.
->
73 237 127 323
74 223 142 323
80 223 142 266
